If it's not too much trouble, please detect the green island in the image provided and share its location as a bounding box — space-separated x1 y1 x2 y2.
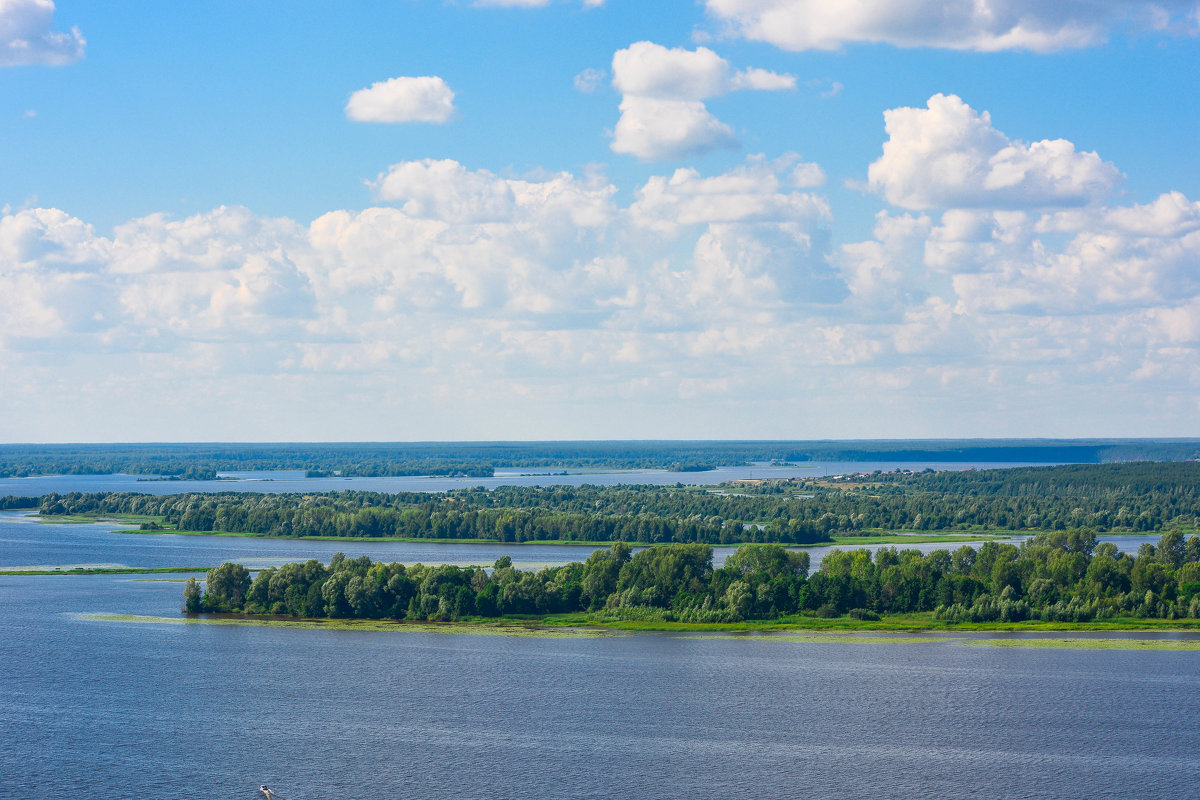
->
22 462 1200 545
183 528 1200 634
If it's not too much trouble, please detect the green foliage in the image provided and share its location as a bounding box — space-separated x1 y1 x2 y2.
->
202 563 251 612
0 496 40 510
183 577 203 613
185 528 1200 625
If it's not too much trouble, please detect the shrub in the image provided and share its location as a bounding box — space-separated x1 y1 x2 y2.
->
848 608 880 621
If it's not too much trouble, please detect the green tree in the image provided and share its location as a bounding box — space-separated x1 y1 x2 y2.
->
203 562 251 611
183 577 203 613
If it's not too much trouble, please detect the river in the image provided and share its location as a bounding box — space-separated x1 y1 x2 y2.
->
2 477 1198 799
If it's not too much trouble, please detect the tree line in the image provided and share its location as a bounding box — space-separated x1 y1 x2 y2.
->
187 529 1200 624
3 440 1198 479
38 489 829 544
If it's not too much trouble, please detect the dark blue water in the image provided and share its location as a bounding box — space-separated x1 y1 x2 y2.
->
0 460 1064 497
2 572 1199 800
3 512 1196 800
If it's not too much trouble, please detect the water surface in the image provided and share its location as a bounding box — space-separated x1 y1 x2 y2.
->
2 570 1197 800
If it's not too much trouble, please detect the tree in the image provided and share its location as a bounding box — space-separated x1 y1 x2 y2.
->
1158 530 1185 569
723 544 809 581
203 562 251 611
183 577 203 613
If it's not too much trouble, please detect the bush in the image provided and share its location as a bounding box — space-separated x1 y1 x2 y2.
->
934 603 970 624
815 603 840 618
849 608 880 621
603 605 675 622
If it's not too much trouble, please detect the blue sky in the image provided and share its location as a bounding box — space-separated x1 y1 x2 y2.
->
1 0 1198 441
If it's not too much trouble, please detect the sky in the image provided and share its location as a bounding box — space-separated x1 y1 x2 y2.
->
1 0 1198 442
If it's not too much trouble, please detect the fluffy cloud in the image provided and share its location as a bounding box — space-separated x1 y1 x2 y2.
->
946 199 1200 314
845 96 1200 348
0 206 314 344
345 76 456 124
629 154 828 234
3 144 1199 438
705 0 1200 52
867 94 1122 210
0 0 83 66
609 41 795 160
0 158 836 355
611 40 794 99
610 97 737 162
826 96 1200 424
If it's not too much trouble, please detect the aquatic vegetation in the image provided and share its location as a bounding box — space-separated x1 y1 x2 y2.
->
960 636 1200 651
83 613 617 638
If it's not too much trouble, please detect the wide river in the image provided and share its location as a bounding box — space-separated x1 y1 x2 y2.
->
2 470 1198 799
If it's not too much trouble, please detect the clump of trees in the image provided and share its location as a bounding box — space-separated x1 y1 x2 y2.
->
0 496 39 510
186 530 1200 624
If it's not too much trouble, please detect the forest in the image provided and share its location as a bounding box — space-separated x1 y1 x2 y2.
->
1 439 1197 479
187 529 1200 624
28 462 1200 542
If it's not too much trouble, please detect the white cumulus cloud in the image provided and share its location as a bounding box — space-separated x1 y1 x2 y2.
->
4 144 1200 439
370 159 616 228
630 154 828 233
705 0 1200 52
609 41 795 160
0 0 84 66
867 94 1122 211
610 96 737 162
611 40 794 99
345 76 456 124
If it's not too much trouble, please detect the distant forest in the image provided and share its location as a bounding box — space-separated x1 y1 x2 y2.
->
0 439 1198 479
30 462 1200 542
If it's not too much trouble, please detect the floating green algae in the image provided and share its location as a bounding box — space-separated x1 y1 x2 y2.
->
959 636 1200 651
680 632 955 644
82 613 618 638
